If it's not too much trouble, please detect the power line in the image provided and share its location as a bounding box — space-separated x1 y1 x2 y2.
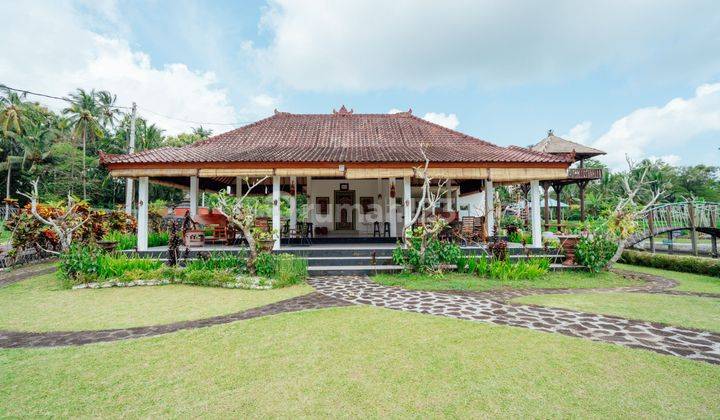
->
0 83 252 127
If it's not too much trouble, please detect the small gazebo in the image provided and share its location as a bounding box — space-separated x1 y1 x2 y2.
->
529 130 606 230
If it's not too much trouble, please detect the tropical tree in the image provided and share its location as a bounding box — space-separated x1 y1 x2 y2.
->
192 126 213 139
0 88 27 134
63 89 104 200
96 90 120 130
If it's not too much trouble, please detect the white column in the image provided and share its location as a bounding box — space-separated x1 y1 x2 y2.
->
445 181 452 211
530 180 542 247
189 176 199 217
485 180 494 237
388 178 397 237
306 176 313 224
289 176 297 232
403 176 412 231
124 180 133 215
454 186 460 212
236 176 242 197
377 178 384 223
272 176 281 250
137 177 149 251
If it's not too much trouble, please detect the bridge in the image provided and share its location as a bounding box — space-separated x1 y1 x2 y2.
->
626 202 719 257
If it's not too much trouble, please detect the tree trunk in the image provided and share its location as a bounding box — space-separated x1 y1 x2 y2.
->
605 238 626 270
4 159 11 221
82 125 87 201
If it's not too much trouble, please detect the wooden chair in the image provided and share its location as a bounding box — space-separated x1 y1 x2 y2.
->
455 217 481 246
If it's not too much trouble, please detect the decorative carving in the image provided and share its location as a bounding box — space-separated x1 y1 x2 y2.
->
333 105 354 115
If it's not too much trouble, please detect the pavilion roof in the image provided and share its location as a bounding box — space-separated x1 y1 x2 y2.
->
530 130 605 160
101 107 572 166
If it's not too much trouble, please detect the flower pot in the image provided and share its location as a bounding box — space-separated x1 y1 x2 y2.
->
556 234 580 266
96 240 118 252
184 230 205 247
258 239 275 252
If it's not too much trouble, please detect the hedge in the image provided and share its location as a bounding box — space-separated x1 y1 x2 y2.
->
620 250 720 278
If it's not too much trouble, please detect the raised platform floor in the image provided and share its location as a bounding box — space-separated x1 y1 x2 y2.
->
133 243 563 276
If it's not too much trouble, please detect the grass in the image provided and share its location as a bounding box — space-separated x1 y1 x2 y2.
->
0 272 312 332
0 306 718 417
373 270 641 292
514 292 720 332
617 263 720 294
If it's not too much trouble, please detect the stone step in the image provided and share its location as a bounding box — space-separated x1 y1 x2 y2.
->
308 265 404 276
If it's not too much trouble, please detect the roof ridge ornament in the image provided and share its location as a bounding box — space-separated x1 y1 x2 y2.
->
333 105 354 115
547 129 554 136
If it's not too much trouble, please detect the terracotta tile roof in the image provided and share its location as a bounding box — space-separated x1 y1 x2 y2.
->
102 108 572 165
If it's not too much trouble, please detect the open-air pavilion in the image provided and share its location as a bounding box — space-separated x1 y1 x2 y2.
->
101 107 574 252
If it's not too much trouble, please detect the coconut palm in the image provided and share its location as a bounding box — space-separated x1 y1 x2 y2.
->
192 126 213 139
0 88 27 134
96 90 120 130
63 89 104 200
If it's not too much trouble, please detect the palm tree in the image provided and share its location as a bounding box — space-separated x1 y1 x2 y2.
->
0 88 27 134
192 126 213 139
138 121 164 151
63 89 104 200
96 90 120 130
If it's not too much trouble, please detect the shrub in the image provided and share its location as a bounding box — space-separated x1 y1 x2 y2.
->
488 240 508 261
103 231 136 250
507 230 523 244
184 252 246 273
183 269 236 286
576 234 617 273
620 250 720 278
274 254 308 287
58 244 103 287
393 238 461 273
457 254 549 280
95 253 163 279
255 252 276 278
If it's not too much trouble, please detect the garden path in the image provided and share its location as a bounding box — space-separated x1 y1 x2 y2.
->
308 271 720 364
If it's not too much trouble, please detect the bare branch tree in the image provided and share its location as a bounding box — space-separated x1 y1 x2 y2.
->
605 156 666 268
215 176 269 274
18 179 90 254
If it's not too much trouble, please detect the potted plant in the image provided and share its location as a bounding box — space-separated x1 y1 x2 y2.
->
556 233 580 266
254 228 276 252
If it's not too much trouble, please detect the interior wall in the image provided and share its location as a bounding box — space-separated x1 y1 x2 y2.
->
309 179 406 234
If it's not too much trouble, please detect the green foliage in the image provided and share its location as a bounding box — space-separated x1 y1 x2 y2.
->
273 254 308 287
184 252 246 273
58 246 164 288
507 230 523 243
182 269 237 287
457 254 550 280
393 239 460 273
255 252 276 278
620 250 720 278
102 231 169 250
576 234 617 273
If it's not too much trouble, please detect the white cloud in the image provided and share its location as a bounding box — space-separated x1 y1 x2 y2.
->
254 0 720 91
388 108 404 114
562 121 592 145
0 1 241 135
422 112 459 130
648 154 682 166
582 83 720 169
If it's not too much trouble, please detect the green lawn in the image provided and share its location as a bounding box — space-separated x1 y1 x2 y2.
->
616 263 720 294
514 292 720 332
0 273 312 332
0 306 718 417
373 270 641 292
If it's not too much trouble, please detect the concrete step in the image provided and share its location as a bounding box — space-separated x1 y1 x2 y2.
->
308 265 404 276
305 256 394 267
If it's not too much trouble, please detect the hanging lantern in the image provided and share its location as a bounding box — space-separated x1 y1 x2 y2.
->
390 184 396 198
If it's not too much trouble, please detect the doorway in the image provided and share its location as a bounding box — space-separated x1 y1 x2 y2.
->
334 190 356 230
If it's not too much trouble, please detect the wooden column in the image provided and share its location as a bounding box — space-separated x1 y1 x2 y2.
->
289 176 297 233
552 182 564 231
306 176 313 225
542 181 550 231
710 207 718 258
648 211 656 254
688 203 698 256
578 181 588 222
403 177 412 234
388 178 397 237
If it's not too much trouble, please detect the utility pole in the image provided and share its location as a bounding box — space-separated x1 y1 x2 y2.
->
124 102 137 215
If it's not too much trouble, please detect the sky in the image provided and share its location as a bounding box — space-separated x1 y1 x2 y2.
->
1 0 719 171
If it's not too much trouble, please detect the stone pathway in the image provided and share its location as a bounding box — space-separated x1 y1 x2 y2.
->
308 275 720 365
0 263 56 288
0 292 350 348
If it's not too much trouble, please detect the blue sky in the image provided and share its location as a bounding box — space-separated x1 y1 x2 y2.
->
2 0 720 170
